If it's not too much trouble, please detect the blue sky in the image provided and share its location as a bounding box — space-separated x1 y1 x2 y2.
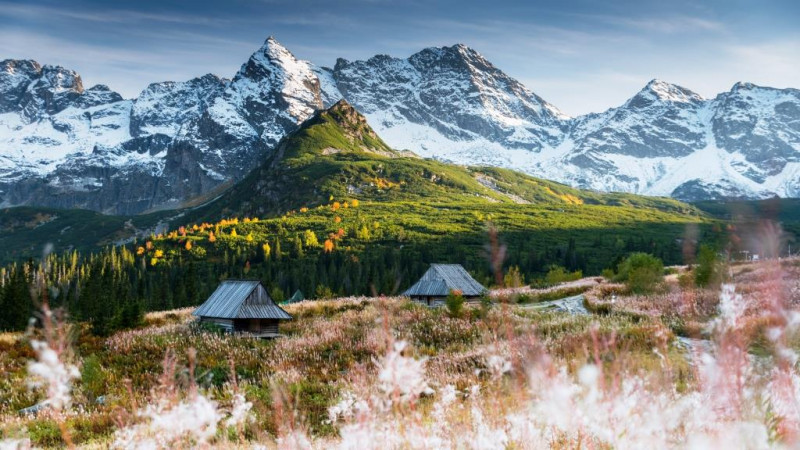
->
0 0 797 116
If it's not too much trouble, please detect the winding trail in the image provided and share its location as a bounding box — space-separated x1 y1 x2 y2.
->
520 295 589 315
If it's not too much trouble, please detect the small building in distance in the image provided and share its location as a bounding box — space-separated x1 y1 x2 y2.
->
193 280 292 337
403 264 487 306
285 289 305 304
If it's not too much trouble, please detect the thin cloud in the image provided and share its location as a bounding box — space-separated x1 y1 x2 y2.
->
0 2 232 25
569 12 726 34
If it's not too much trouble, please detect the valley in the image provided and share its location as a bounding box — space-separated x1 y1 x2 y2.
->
1 8 799 447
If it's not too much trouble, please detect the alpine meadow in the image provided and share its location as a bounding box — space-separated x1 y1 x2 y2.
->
1 1 800 449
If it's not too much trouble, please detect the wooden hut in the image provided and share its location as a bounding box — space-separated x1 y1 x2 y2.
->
193 280 292 337
286 289 305 304
403 264 487 306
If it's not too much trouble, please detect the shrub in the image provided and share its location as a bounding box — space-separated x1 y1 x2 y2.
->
475 294 493 319
81 354 106 402
445 290 465 318
616 253 664 294
269 286 285 303
544 265 583 285
315 285 335 299
694 245 722 287
503 266 525 288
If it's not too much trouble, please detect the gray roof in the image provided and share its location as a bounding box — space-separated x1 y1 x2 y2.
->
403 264 486 297
193 280 292 320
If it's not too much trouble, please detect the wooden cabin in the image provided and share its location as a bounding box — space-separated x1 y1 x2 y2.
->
403 264 487 306
193 280 292 337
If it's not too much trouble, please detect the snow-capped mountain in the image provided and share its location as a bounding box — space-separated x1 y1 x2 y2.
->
331 44 567 156
538 81 800 200
0 38 332 214
1 37 798 214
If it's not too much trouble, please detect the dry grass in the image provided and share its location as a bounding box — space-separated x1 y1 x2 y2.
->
4 259 800 448
0 332 21 345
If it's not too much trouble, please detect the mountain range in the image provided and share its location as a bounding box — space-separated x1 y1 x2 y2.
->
1 36 798 214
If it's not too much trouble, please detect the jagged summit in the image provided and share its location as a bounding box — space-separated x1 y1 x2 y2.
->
731 81 756 92
323 99 368 128
629 79 704 106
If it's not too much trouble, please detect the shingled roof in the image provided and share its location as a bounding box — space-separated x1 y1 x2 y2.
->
403 264 486 297
193 280 292 320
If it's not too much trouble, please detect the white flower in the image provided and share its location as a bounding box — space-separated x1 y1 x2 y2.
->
376 341 432 403
26 340 80 411
328 391 369 423
711 284 747 332
276 429 313 450
0 438 31 450
225 393 253 428
113 394 222 448
485 353 512 379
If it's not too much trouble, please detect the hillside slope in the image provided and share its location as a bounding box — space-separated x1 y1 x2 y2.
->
189 100 700 221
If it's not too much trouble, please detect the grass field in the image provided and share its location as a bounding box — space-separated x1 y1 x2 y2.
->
3 258 800 447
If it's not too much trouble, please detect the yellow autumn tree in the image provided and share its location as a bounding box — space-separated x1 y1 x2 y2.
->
246 232 254 242
230 228 238 238
323 239 334 253
334 216 342 224
154 249 164 258
351 199 359 207
356 225 371 241
208 231 216 243
331 201 341 211
303 229 319 247
262 243 271 258
185 240 193 251
136 246 145 256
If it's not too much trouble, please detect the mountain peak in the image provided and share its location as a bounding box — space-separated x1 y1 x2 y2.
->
313 99 386 147
731 81 757 92
257 36 292 59
320 99 370 131
236 36 300 79
2 59 42 76
629 79 704 106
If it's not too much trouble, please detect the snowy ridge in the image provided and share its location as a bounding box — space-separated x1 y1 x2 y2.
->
1 37 799 214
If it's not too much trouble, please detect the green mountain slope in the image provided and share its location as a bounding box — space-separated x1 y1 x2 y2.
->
0 100 724 332
188 100 701 221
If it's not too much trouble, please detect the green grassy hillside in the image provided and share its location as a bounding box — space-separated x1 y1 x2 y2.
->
186 100 702 222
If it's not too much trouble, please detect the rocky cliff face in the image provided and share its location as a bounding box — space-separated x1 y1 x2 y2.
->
1 37 799 213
